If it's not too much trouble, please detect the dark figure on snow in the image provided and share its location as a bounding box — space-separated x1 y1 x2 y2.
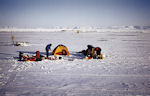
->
19 52 24 61
79 45 102 59
45 44 52 58
86 45 94 57
19 52 29 61
79 45 94 57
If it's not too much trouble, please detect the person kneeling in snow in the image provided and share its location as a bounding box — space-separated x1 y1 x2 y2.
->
45 44 52 58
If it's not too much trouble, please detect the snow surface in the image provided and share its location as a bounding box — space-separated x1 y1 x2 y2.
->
0 31 150 96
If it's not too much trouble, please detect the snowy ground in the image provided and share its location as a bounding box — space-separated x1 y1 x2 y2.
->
0 31 150 96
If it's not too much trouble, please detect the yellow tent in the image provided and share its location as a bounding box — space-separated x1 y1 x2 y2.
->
52 45 70 56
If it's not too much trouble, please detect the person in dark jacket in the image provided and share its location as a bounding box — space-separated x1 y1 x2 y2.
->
45 44 52 58
78 45 94 57
86 45 94 57
79 45 102 59
19 52 24 61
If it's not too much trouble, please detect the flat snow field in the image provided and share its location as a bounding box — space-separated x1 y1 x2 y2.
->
0 31 150 96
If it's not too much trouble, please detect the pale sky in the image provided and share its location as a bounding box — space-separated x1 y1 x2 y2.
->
0 0 150 27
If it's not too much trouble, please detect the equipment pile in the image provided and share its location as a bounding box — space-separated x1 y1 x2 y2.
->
18 44 104 62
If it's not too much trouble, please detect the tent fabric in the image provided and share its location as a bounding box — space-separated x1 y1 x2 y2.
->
52 45 70 56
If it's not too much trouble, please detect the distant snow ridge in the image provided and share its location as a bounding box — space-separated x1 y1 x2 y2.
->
0 26 150 32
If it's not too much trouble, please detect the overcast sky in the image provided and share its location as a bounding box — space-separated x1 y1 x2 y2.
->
0 0 150 27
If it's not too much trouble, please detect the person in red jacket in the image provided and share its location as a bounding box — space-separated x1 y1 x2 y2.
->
35 51 44 61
